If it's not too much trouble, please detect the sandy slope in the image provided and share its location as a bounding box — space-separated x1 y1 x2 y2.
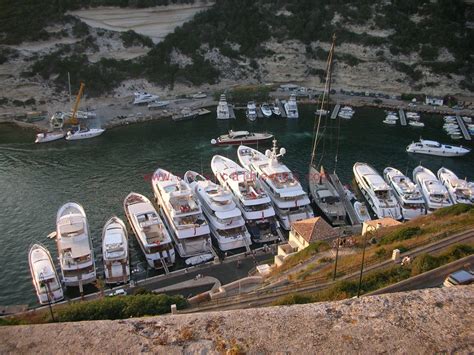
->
70 2 214 43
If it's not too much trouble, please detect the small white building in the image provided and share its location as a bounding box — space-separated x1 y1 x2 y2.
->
362 217 402 236
425 96 444 106
274 217 338 267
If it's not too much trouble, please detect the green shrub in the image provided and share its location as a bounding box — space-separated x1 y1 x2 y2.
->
57 294 188 322
433 204 474 217
379 227 422 245
272 293 313 306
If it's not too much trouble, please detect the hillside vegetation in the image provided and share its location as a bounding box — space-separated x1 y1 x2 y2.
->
1 0 473 96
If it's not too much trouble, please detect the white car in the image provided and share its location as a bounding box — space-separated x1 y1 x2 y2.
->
108 288 127 297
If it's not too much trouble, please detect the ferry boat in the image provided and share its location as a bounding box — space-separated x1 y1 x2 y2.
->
211 155 282 243
308 166 347 226
413 166 452 213
284 94 299 118
102 217 130 284
184 171 252 251
338 106 355 119
35 130 65 143
151 169 215 263
246 101 257 121
406 139 470 157
133 92 159 105
66 126 105 140
260 103 272 118
437 167 473 205
238 141 314 230
383 167 426 220
124 192 175 269
56 202 96 287
29 243 64 305
211 130 273 145
353 163 402 220
216 94 231 120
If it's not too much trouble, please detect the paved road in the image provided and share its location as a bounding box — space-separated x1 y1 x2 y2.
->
367 255 474 296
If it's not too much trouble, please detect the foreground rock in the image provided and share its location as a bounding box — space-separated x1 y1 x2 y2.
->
1 286 472 353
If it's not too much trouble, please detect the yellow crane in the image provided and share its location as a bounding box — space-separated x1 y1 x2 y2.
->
67 82 85 126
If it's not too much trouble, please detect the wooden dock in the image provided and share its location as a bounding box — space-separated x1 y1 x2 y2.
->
399 109 407 126
276 99 287 118
228 105 236 119
456 114 471 140
329 173 361 227
331 104 341 119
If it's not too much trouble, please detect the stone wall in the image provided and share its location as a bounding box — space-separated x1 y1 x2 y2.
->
1 286 472 354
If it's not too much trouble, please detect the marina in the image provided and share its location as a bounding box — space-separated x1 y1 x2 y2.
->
1 105 474 307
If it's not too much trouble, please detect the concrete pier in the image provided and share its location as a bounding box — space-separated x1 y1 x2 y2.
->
456 114 471 140
331 104 341 119
399 109 407 126
328 173 360 226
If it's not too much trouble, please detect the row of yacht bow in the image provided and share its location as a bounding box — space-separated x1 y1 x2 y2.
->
28 140 315 305
353 163 473 221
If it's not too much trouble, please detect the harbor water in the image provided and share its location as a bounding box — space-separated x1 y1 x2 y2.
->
1 105 473 306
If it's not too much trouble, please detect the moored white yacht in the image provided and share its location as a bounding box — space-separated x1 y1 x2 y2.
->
284 94 299 118
184 171 252 251
413 166 452 213
353 163 402 219
56 202 96 287
211 130 273 145
211 155 281 243
35 130 65 143
124 192 175 269
406 139 470 157
29 243 64 305
437 167 473 205
246 101 257 121
383 167 426 220
152 169 215 263
272 101 281 116
133 92 159 105
260 103 272 118
238 141 314 230
217 94 231 120
338 106 355 119
102 217 130 284
66 126 105 140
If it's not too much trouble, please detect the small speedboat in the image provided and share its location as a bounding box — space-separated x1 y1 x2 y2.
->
147 100 170 109
211 130 273 145
133 92 159 105
185 254 214 266
444 115 457 123
409 120 424 127
450 134 463 140
66 127 105 140
383 119 397 125
462 116 472 123
35 131 65 143
260 103 273 118
354 201 371 223
272 103 282 117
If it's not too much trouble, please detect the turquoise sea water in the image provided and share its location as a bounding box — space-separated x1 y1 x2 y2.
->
0 105 472 306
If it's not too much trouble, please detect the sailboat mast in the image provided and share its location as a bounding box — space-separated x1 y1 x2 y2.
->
310 34 336 167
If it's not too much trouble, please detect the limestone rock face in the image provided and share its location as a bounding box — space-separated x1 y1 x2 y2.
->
1 286 472 354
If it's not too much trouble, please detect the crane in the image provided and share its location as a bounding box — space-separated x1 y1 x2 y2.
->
67 82 85 126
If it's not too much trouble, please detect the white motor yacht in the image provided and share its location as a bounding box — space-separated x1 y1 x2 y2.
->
66 126 105 140
152 169 215 262
409 120 425 127
338 106 355 119
102 216 130 284
29 243 64 305
284 94 299 118
260 103 273 118
246 101 257 121
211 155 281 243
353 163 402 219
35 131 65 143
407 112 420 120
124 192 175 269
413 166 452 213
437 167 473 205
406 139 470 157
211 130 273 145
133 92 159 105
184 171 252 251
148 100 170 109
56 202 96 287
238 141 314 230
383 167 426 220
272 102 282 116
217 94 231 120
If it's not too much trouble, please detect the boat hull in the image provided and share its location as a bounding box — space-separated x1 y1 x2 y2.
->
66 129 105 140
35 132 65 143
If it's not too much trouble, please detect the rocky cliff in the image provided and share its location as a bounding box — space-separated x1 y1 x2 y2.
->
1 286 472 354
